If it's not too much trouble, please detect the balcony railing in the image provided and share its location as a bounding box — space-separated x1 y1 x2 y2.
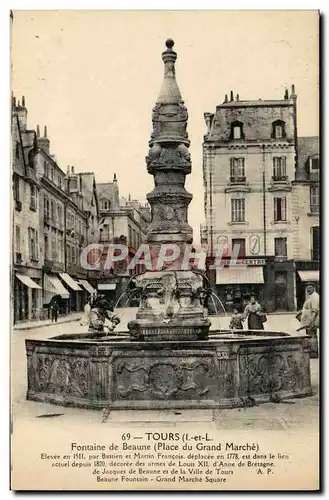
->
272 175 288 182
230 176 246 184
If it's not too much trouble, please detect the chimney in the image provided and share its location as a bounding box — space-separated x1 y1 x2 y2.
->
113 173 117 182
22 95 25 107
71 166 75 174
291 84 296 98
66 165 70 175
236 94 239 101
14 97 28 131
36 125 40 137
204 112 214 135
12 95 16 108
230 91 234 102
284 89 289 100
37 124 50 153
224 94 228 103
129 193 131 201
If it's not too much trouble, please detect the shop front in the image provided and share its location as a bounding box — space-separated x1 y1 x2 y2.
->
14 272 42 322
97 282 117 308
43 273 70 317
59 273 83 312
215 259 265 314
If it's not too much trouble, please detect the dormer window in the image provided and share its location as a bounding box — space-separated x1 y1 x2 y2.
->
272 120 286 139
231 121 244 140
101 200 110 211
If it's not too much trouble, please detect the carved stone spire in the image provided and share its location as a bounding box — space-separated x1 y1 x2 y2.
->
127 39 210 342
145 39 193 246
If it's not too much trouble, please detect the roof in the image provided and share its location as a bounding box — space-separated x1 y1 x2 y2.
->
297 136 319 170
96 182 116 200
218 99 294 109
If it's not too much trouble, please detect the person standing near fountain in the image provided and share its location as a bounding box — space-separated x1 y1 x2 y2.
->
297 282 319 358
243 294 266 330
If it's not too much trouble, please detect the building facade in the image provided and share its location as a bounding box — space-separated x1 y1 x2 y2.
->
202 87 308 313
292 136 320 308
12 96 43 322
95 178 151 305
11 97 100 323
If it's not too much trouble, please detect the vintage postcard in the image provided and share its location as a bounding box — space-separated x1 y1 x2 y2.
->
10 10 319 491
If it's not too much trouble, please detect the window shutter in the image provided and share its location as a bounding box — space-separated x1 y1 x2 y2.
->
282 197 287 221
230 158 234 178
36 231 39 259
282 157 286 176
274 198 278 221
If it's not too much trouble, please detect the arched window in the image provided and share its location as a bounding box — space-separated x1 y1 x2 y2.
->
231 121 244 140
272 120 286 139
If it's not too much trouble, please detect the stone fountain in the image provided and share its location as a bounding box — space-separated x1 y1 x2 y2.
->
25 40 312 410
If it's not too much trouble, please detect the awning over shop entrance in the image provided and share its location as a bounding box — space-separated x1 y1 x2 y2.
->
44 275 70 299
216 266 264 285
79 279 96 295
16 274 41 289
298 270 319 282
59 273 82 291
98 283 117 291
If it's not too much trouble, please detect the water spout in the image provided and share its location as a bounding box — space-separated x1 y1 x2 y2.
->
209 290 227 316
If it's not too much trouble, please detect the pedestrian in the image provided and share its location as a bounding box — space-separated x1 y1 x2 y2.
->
80 298 91 327
297 282 319 358
243 294 266 330
229 308 244 330
50 301 58 323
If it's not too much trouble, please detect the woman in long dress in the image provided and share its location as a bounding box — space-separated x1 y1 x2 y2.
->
243 295 264 330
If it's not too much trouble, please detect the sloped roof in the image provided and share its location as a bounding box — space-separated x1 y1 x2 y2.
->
297 136 319 169
96 182 116 201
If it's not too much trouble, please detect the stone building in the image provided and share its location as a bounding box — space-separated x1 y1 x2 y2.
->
202 87 299 312
292 136 320 308
95 178 151 304
12 96 43 322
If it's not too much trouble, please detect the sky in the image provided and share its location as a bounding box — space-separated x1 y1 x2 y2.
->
11 10 319 243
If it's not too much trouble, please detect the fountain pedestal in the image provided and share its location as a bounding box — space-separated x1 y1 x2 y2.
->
26 334 312 410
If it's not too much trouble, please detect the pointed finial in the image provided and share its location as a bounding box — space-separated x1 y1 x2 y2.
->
157 38 181 104
22 96 25 107
284 88 289 100
37 125 40 137
224 94 228 103
44 125 47 138
230 91 234 102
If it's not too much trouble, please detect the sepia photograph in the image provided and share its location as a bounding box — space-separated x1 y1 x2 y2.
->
10 9 319 491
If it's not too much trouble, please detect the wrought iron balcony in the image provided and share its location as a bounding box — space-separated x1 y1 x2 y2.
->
230 176 246 184
272 175 288 182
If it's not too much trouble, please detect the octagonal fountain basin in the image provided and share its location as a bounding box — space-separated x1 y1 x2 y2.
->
25 331 312 410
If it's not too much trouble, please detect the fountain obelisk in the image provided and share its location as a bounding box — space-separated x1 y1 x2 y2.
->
128 39 211 341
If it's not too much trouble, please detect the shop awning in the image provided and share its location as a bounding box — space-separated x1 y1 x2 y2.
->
59 273 82 291
216 266 264 285
16 274 41 289
98 283 117 291
298 270 320 282
79 279 96 295
44 275 70 299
